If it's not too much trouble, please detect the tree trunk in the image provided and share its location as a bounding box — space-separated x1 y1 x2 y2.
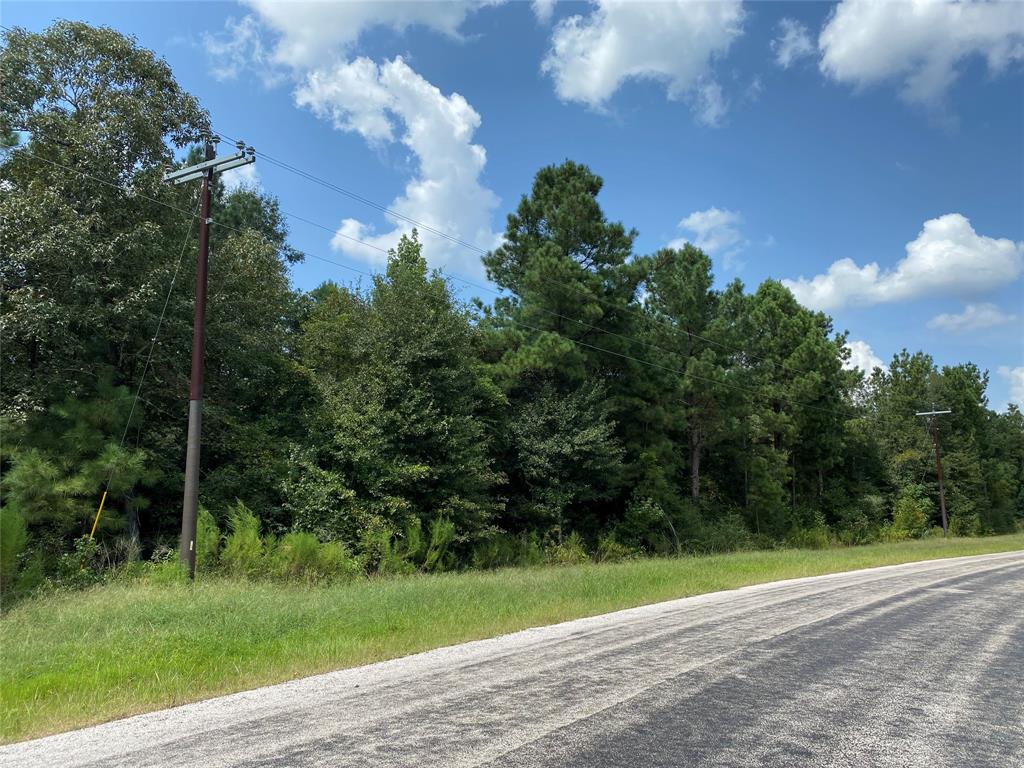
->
690 428 703 503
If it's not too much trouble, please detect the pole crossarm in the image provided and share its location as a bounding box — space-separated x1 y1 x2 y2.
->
163 148 255 185
915 410 952 417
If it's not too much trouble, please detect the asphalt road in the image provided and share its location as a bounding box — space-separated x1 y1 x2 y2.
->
4 551 1023 768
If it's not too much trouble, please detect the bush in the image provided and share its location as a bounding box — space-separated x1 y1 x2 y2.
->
891 485 932 540
57 536 102 589
472 532 543 569
595 533 636 563
786 526 832 550
196 507 222 573
950 513 985 537
546 531 590 566
315 541 362 582
271 532 359 584
358 519 415 576
422 517 456 572
693 514 755 554
221 502 264 578
0 505 28 596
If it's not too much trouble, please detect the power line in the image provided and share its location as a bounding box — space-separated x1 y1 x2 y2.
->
89 191 201 538
211 128 487 256
211 127 845 383
13 128 846 385
5 141 852 419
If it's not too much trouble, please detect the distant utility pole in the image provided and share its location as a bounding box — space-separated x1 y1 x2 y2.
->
163 136 255 578
915 409 952 537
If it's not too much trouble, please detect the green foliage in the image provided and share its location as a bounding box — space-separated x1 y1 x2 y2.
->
471 533 543 570
0 506 28 596
890 485 933 540
270 532 360 584
545 531 590 566
422 517 456 572
1 23 1020 586
595 534 637 563
949 513 985 538
56 536 101 589
220 503 263 578
195 508 221 574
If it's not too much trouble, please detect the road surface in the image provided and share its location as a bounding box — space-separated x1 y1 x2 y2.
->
4 551 1023 767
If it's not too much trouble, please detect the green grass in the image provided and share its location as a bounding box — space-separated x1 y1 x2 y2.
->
2 534 1022 744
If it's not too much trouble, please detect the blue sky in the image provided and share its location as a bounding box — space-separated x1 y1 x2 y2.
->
6 1 1024 407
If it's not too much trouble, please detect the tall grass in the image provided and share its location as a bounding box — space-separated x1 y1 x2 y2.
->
1 533 1021 744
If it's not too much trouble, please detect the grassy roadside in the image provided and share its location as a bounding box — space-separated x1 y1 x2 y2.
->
3 534 1022 744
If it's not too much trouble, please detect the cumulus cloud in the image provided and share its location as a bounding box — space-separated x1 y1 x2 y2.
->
296 57 500 276
771 18 814 69
221 160 261 192
819 0 1024 107
998 366 1024 408
927 302 1018 333
204 4 503 277
783 213 1024 312
668 207 747 269
203 15 278 84
541 0 744 121
206 1 497 73
844 340 885 374
532 0 557 24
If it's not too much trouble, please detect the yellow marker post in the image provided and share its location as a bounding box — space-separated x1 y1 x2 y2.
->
89 490 108 540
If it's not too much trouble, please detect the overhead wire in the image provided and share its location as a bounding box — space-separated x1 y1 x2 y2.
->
210 126 845 384
4 138 853 419
89 191 202 538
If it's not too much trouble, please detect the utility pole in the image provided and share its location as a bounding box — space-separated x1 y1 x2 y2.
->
163 136 255 577
915 409 952 537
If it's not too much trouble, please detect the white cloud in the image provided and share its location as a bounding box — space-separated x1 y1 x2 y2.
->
771 18 814 69
541 0 744 121
694 80 728 127
844 340 885 374
206 0 498 73
533 0 557 24
819 0 1024 107
927 302 1018 333
783 213 1024 312
998 366 1024 408
296 57 500 276
668 207 747 269
203 4 503 278
203 15 278 84
221 160 261 192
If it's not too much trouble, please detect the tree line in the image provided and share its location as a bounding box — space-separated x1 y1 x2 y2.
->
2 22 1022 594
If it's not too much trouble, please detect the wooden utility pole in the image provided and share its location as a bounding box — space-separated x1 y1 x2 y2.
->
163 136 255 577
916 409 952 537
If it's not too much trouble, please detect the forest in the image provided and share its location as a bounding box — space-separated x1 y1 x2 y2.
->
2 22 1022 597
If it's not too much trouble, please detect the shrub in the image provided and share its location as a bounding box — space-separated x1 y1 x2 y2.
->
57 536 102 588
358 519 415 576
0 505 28 596
472 532 543 569
422 517 456 572
315 541 362 582
546 531 590 566
693 515 754 554
196 507 222 573
786 526 832 550
220 502 263 578
891 485 932 540
271 531 321 582
595 534 636 563
950 513 985 537
272 532 360 584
